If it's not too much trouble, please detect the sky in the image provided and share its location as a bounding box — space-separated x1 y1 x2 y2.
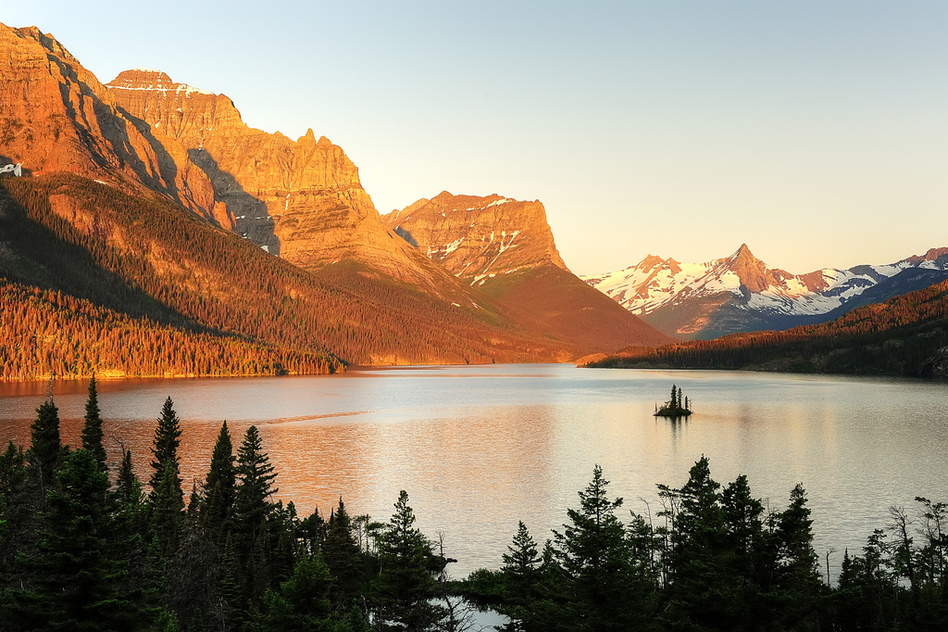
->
4 1 948 276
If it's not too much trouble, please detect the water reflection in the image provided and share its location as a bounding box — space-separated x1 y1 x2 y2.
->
1 365 946 579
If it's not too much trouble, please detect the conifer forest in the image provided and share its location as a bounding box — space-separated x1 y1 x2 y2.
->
1 379 947 631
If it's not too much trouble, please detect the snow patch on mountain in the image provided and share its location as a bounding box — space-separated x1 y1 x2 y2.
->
584 245 948 319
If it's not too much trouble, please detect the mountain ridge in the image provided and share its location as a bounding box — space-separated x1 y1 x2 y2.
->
584 244 948 339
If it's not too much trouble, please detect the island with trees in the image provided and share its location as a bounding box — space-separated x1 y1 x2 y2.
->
655 383 692 418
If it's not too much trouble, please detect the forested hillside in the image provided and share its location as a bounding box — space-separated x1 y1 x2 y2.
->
0 174 571 377
588 278 948 377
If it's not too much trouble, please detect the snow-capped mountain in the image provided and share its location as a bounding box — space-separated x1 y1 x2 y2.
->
583 245 948 339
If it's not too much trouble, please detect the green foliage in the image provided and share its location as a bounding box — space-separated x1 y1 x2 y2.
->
149 397 182 504
5 388 948 631
202 421 236 538
80 376 107 471
4 449 144 631
28 398 62 488
373 490 444 631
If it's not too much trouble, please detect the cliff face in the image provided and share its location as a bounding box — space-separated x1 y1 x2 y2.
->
0 25 223 225
382 192 569 285
383 191 675 352
107 69 446 289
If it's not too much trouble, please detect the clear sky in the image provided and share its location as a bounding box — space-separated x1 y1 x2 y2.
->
5 1 947 276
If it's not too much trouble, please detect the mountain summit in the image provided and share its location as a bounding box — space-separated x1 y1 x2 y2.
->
384 192 674 353
107 68 455 291
585 245 948 338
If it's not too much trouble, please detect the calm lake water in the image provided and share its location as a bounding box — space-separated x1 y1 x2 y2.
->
1 364 946 580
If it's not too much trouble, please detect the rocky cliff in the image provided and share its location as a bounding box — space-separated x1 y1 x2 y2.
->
383 192 675 352
0 24 226 226
108 68 452 292
382 192 568 284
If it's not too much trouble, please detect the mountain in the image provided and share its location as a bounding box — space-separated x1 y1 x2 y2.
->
584 244 948 339
0 25 223 225
0 23 623 373
106 68 460 296
587 278 948 379
382 193 674 354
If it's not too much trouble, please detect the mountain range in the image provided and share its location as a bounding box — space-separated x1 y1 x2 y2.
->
584 244 948 339
0 22 670 377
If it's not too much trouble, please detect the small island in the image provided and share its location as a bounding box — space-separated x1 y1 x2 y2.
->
655 384 692 417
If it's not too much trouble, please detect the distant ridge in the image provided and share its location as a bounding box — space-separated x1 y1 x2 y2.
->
587 278 948 379
584 244 948 339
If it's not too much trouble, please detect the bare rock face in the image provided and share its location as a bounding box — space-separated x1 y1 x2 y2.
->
383 191 674 352
108 69 442 287
382 192 568 285
0 25 220 225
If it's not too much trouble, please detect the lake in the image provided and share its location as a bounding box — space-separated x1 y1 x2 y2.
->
1 364 946 581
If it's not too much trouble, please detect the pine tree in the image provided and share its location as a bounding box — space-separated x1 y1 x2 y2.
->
772 483 822 627
116 447 141 506
552 464 647 631
373 490 444 631
203 421 236 538
324 497 364 611
149 397 182 503
235 425 277 536
247 554 334 631
153 461 184 555
80 376 107 472
28 398 63 490
232 425 279 607
664 456 728 628
5 449 143 630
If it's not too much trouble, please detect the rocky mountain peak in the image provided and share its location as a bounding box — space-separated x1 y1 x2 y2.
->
106 65 468 292
380 192 568 285
719 243 785 293
0 23 223 223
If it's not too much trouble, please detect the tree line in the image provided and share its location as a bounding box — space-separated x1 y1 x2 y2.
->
2 380 946 630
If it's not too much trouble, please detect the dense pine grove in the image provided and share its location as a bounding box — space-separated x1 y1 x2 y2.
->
2 383 947 630
590 279 948 377
0 174 566 372
0 279 341 379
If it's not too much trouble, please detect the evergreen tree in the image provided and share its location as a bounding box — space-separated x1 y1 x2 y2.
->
149 397 182 503
80 376 107 472
670 385 678 411
664 456 728 629
497 521 543 631
552 464 649 631
28 398 63 490
373 490 444 631
5 449 143 631
772 483 822 627
503 521 541 600
203 421 236 539
234 425 277 538
116 447 141 506
247 554 335 632
324 497 364 612
152 461 184 555
232 425 280 607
